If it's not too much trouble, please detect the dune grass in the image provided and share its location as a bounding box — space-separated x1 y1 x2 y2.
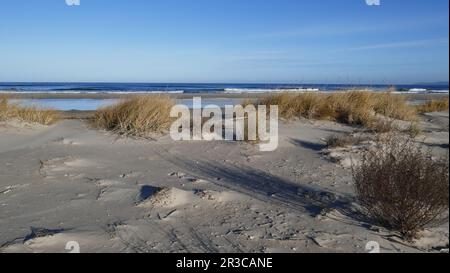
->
94 95 175 137
256 92 418 129
0 95 59 125
416 98 449 113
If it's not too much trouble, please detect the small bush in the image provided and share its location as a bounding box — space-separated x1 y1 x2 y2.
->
353 135 449 240
366 119 396 134
0 96 59 125
94 95 175 137
407 122 422 138
325 134 369 148
416 99 449 113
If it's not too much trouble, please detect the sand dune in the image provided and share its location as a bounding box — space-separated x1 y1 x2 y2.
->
0 113 448 253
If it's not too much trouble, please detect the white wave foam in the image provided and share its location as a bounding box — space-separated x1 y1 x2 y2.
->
392 89 449 94
0 90 185 94
224 88 319 94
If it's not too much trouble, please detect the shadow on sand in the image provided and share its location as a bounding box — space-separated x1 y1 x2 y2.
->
289 138 327 152
162 152 365 223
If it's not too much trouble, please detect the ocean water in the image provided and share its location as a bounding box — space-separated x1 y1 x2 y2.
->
1 82 448 94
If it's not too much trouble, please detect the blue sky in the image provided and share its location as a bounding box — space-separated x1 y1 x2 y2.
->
0 0 448 84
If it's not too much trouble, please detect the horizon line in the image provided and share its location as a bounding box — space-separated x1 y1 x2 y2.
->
0 81 449 86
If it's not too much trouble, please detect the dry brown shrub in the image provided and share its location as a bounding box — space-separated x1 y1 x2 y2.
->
353 135 449 240
325 134 370 148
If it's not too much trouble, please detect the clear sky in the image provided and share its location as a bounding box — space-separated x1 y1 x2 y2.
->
0 0 448 84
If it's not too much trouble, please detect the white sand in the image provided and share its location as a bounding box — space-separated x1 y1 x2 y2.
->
0 113 448 253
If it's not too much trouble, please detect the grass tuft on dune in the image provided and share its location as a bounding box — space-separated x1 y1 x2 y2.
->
257 92 418 129
416 98 449 113
94 95 175 137
0 95 59 125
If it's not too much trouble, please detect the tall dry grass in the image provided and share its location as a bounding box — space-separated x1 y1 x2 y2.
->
94 95 175 137
257 92 417 128
0 95 59 125
416 98 449 113
259 92 326 120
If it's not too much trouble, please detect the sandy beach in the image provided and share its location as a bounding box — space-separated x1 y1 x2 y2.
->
1 94 448 253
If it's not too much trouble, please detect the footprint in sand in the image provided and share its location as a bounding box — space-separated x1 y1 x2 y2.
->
0 185 24 195
168 172 213 186
194 189 247 203
95 180 136 203
135 185 164 204
119 171 144 179
137 185 247 209
39 156 72 178
39 157 94 179
168 172 186 179
137 187 198 209
309 232 353 249
0 227 125 253
53 137 77 146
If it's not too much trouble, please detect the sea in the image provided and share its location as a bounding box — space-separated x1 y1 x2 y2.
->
1 82 449 94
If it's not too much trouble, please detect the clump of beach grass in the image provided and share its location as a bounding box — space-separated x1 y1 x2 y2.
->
258 92 326 120
94 95 175 137
416 98 449 113
371 92 417 121
0 95 8 116
257 92 417 130
0 95 59 125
